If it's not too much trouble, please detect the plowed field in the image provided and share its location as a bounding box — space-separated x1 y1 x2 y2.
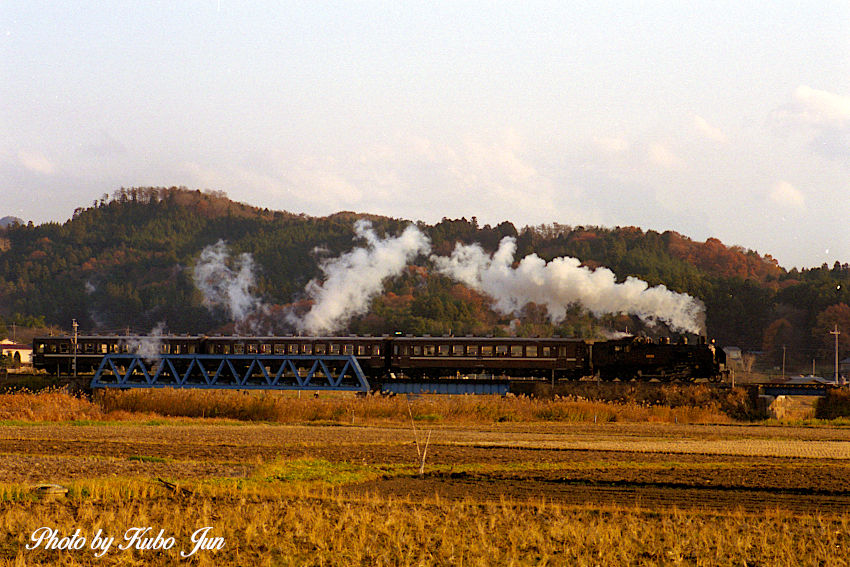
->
3 421 850 514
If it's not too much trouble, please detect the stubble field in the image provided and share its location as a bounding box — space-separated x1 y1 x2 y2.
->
1 390 850 565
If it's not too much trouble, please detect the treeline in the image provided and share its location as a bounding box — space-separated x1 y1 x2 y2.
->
1 187 849 371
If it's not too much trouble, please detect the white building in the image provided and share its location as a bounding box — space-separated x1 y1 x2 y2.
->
0 339 32 366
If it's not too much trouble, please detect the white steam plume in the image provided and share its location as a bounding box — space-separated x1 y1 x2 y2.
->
292 220 431 335
122 321 166 363
193 240 264 326
433 237 705 334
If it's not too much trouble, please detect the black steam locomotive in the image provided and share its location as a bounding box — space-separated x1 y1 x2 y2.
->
32 333 725 382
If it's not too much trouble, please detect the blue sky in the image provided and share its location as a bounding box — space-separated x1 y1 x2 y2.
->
2 2 849 268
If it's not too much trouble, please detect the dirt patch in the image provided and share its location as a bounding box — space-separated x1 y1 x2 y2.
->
0 453 250 483
351 472 850 515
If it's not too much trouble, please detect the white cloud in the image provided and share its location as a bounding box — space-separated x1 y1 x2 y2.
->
693 115 726 143
593 136 630 153
180 131 580 226
769 180 806 211
648 142 682 169
771 86 850 160
784 85 850 127
17 151 55 175
183 158 364 211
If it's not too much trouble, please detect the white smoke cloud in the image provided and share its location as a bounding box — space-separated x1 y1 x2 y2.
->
193 240 264 327
432 237 704 334
292 220 431 335
122 321 166 363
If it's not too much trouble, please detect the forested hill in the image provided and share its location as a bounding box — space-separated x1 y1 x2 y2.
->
1 186 849 367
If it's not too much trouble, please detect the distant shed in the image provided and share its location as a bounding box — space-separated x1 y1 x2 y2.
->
723 346 742 361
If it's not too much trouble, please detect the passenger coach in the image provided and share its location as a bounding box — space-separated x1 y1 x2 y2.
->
389 336 590 379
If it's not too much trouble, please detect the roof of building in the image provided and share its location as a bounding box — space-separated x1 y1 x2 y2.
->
0 340 31 350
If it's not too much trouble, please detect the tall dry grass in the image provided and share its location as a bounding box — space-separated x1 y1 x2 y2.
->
0 387 736 425
96 388 731 424
2 483 849 566
0 388 104 422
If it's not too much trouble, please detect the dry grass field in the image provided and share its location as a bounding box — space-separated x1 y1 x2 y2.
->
1 389 850 565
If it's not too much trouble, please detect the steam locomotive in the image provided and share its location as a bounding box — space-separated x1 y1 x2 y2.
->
32 333 725 382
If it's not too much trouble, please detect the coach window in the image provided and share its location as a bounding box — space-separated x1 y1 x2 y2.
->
412 345 421 356
423 345 435 356
510 345 523 357
173 344 180 355
188 344 196 354
234 344 244 355
261 344 271 354
343 344 353 355
466 345 478 356
526 346 537 357
496 345 508 357
246 344 257 354
452 345 464 356
223 344 231 355
315 344 327 355
542 346 551 357
302 344 313 355
329 344 341 355
438 345 450 356
481 345 494 356
558 347 567 357
356 345 367 356
286 344 297 355
374 344 381 355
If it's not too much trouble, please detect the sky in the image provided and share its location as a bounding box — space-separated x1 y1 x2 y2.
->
1 2 849 269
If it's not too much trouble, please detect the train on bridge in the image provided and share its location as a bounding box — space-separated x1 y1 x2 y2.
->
32 333 725 384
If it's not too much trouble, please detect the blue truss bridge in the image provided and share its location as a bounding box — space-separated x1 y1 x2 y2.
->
90 353 370 392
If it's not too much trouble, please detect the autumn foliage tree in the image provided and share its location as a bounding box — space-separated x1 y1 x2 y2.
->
762 318 794 367
812 303 850 356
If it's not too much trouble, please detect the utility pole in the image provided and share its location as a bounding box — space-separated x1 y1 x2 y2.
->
72 319 78 378
782 345 786 379
830 324 840 385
